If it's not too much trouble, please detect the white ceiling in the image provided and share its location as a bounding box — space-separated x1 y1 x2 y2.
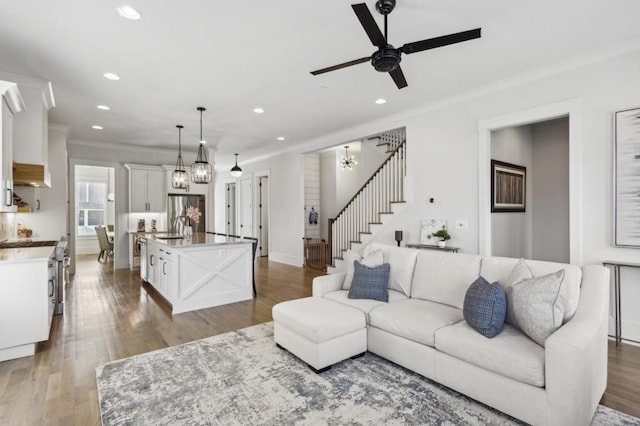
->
1 0 640 166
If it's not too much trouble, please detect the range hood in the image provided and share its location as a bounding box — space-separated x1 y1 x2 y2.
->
13 162 51 188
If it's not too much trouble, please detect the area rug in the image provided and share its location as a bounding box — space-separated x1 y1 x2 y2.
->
96 322 639 426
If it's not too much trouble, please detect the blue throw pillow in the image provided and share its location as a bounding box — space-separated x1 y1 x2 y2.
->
463 276 507 338
347 260 390 302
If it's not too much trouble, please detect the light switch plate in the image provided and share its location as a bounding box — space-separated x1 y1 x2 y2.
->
455 220 468 230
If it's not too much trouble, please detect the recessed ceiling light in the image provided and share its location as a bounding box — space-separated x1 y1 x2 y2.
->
253 107 265 114
103 72 120 81
97 105 111 111
92 125 103 130
117 5 142 20
375 98 387 105
277 137 285 141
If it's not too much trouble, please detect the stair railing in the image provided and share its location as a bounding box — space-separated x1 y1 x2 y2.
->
328 139 406 266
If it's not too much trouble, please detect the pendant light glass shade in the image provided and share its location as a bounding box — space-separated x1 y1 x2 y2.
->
191 107 213 184
172 125 189 189
230 153 243 178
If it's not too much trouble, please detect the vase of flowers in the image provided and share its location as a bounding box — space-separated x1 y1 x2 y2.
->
184 206 201 237
432 228 451 248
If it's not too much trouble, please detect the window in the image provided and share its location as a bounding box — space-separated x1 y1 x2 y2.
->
77 181 107 236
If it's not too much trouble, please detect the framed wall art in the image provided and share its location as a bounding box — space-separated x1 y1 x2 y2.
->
614 107 640 247
491 160 526 213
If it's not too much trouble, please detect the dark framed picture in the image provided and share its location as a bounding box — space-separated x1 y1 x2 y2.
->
491 160 526 212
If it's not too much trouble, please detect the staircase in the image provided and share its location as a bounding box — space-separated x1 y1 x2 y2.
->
328 138 406 268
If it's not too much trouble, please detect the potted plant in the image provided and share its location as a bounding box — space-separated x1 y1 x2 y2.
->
432 228 451 248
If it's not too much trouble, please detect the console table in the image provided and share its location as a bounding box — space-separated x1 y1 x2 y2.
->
405 243 459 253
602 260 640 346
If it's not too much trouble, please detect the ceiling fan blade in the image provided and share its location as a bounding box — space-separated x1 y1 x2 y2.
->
310 56 371 75
352 3 386 47
401 28 481 55
389 66 408 89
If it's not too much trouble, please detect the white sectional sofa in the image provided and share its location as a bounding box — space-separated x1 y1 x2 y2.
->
311 243 610 426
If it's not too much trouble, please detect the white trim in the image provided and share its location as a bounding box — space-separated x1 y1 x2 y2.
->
478 98 583 265
68 138 196 156
268 251 304 267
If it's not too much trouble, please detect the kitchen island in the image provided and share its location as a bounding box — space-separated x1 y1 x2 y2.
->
141 233 254 314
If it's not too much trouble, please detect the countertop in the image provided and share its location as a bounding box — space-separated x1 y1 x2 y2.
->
144 233 254 248
0 238 58 249
0 246 55 263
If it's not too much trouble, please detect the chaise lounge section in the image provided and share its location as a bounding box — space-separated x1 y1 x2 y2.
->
274 242 609 426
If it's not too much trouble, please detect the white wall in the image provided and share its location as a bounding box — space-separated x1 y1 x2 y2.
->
304 153 320 238
490 126 533 258
531 117 570 263
213 48 640 341
319 151 336 238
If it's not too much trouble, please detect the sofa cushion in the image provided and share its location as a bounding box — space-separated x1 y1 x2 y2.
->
463 276 507 338
508 269 565 347
368 299 463 347
410 251 482 309
435 321 545 387
348 261 390 302
343 249 384 290
324 289 408 321
272 297 366 343
363 243 418 296
481 256 582 323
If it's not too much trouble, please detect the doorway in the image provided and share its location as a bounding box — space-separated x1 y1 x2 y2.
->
238 176 253 238
71 164 116 270
489 117 569 263
477 99 582 264
225 182 236 235
258 175 269 256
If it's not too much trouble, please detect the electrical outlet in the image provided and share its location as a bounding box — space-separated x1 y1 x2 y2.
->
455 220 468 230
219 249 226 258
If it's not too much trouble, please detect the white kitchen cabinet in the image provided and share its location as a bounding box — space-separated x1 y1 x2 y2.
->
163 166 207 195
11 80 54 188
0 250 54 362
0 82 23 212
125 164 165 212
157 246 175 300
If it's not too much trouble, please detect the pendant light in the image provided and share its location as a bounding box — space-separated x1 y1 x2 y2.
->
171 125 189 189
230 153 243 178
338 145 357 171
191 106 213 184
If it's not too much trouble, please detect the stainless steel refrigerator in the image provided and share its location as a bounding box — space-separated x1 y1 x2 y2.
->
167 194 206 234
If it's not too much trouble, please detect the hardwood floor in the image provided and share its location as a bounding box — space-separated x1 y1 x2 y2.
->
0 255 638 424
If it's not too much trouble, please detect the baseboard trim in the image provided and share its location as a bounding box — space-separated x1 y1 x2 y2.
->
269 252 304 267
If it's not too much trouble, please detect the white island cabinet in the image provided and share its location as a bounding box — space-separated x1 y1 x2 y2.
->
0 247 54 361
142 234 253 314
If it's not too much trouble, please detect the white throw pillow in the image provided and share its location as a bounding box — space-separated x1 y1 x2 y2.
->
342 249 384 290
507 269 565 347
504 259 533 326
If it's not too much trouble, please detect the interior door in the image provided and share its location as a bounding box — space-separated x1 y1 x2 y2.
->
259 176 269 256
239 177 253 238
225 183 236 235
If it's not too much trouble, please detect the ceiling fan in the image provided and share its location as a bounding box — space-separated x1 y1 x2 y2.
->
310 0 481 89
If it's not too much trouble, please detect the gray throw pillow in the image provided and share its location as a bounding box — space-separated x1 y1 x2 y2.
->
348 260 390 302
504 258 533 326
507 269 565 346
463 276 507 338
